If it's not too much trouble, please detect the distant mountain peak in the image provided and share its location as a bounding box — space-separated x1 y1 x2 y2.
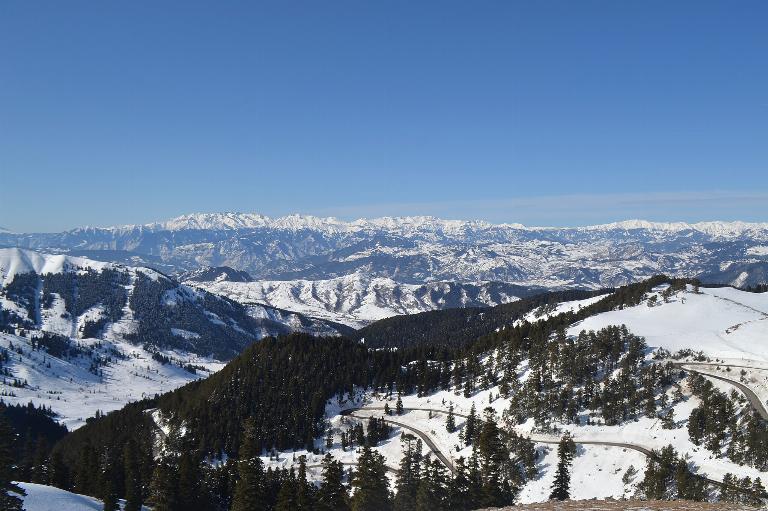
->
105 212 768 237
4 215 768 290
584 219 768 236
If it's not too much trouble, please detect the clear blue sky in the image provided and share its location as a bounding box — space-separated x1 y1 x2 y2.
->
1 1 766 232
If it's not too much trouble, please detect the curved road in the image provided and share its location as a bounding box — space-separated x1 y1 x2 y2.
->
347 404 767 500
304 461 398 473
341 408 456 475
673 363 768 420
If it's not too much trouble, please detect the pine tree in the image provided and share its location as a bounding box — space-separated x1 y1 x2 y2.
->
275 471 298 511
549 434 575 501
394 436 422 511
100 450 120 511
660 410 675 429
20 431 34 482
752 478 766 505
351 445 391 511
149 456 178 511
317 453 349 511
0 415 25 511
720 473 735 502
31 436 50 484
177 451 205 511
48 449 69 489
232 418 267 511
415 457 448 511
467 446 482 503
477 407 508 507
464 403 477 446
75 441 98 495
445 404 456 433
447 457 472 511
295 455 315 510
123 440 142 511
396 395 404 416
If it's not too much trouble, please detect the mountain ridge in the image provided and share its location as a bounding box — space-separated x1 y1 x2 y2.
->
93 212 768 237
3 213 768 289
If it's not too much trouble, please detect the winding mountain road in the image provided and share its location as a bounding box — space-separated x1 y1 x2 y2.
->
674 362 768 420
340 408 457 475
304 461 398 473
346 404 767 500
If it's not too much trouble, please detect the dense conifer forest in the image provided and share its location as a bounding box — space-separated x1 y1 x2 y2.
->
4 275 768 509
353 288 607 349
0 267 265 358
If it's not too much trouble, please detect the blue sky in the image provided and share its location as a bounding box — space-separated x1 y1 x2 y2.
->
1 1 766 232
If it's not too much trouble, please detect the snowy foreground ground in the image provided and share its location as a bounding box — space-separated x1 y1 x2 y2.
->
17 482 150 511
482 501 758 510
261 286 768 503
15 483 757 511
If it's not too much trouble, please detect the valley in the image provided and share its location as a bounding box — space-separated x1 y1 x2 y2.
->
3 214 768 290
2 245 768 510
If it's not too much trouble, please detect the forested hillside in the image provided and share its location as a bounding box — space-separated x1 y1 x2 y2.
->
17 275 762 511
354 288 607 349
0 248 347 359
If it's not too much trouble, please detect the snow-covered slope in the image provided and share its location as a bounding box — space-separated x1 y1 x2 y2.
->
0 247 112 286
258 284 768 504
191 272 530 327
569 285 768 361
178 265 253 283
242 282 768 503
0 248 350 358
0 331 223 429
4 213 768 289
18 482 149 511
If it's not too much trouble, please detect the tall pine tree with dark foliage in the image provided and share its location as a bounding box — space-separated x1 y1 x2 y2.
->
351 445 391 511
317 453 349 511
0 415 25 511
232 418 267 511
549 434 575 501
122 439 142 511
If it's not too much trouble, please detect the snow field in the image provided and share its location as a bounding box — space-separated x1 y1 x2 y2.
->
0 332 223 429
569 286 768 361
17 482 150 511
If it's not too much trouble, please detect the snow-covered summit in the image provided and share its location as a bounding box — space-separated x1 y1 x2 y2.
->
192 271 530 328
4 214 768 289
139 212 353 233
583 219 768 238
0 247 113 286
126 212 768 238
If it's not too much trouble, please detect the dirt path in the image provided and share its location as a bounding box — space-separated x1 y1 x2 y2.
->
708 293 768 334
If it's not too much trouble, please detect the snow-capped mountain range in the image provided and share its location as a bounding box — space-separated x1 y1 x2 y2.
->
187 271 536 328
0 248 347 357
3 213 768 290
